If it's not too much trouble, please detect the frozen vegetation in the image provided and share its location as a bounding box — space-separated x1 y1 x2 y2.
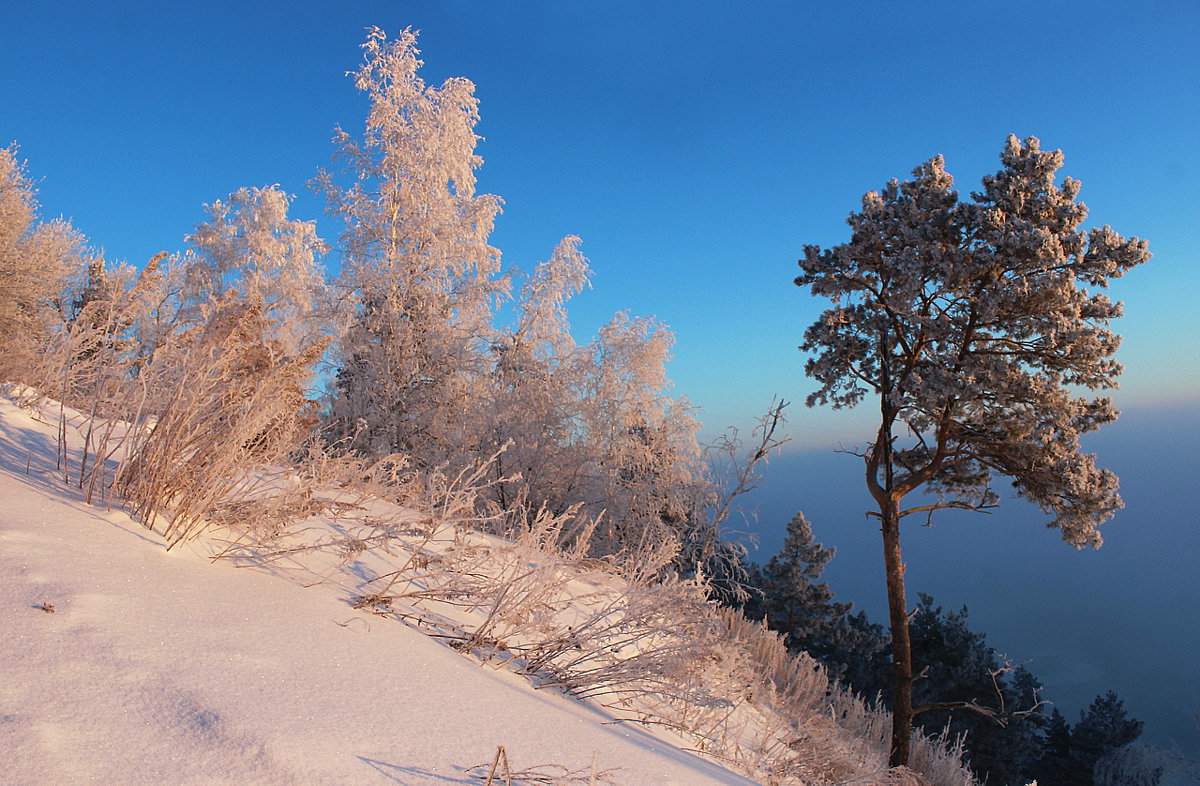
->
1 25 1188 786
0 392 975 784
0 28 979 777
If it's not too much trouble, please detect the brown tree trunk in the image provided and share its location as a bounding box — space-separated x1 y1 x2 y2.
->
869 325 913 766
881 496 913 767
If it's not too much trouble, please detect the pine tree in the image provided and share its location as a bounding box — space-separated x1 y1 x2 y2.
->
750 513 850 660
1071 691 1145 780
907 594 1045 784
794 136 1150 764
1037 707 1075 784
740 513 888 687
1033 691 1145 785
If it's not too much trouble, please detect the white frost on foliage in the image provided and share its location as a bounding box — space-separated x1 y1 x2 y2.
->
184 185 328 354
797 135 1150 547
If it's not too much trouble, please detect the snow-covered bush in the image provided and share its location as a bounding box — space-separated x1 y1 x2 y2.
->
1094 743 1200 786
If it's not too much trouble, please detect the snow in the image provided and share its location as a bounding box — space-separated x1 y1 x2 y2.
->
0 395 755 785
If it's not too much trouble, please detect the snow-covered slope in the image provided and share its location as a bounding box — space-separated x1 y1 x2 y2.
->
0 395 755 785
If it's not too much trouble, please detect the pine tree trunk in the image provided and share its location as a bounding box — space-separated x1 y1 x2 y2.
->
881 497 913 766
873 324 914 766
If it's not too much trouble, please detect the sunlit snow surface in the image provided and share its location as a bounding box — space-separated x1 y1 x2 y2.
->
0 395 753 785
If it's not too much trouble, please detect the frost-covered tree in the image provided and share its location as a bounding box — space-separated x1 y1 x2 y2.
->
1095 742 1199 786
574 311 707 556
482 235 592 513
184 185 327 353
0 145 85 376
316 27 505 465
49 258 142 411
794 136 1150 765
476 239 718 562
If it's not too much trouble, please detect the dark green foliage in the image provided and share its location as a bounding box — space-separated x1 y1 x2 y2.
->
1036 708 1075 783
906 594 1045 785
1033 691 1146 785
903 599 1144 785
828 609 890 696
729 508 1151 785
746 514 848 653
1074 691 1145 762
739 513 889 685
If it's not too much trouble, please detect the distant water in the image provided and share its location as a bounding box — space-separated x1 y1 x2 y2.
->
737 402 1200 756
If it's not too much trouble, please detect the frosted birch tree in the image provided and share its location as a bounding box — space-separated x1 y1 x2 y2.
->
314 26 501 468
794 135 1150 765
575 312 707 557
184 185 328 353
482 235 592 513
316 27 505 465
305 30 725 567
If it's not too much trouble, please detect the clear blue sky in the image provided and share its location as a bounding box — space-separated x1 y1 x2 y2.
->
4 0 1197 446
5 0 1200 753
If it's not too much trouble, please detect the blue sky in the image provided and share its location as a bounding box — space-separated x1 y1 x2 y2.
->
4 1 1197 445
5 0 1200 754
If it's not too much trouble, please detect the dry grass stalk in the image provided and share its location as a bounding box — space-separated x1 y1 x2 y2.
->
114 295 325 548
471 745 619 785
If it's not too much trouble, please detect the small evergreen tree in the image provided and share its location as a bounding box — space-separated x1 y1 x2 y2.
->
740 513 889 686
747 513 850 661
1036 707 1076 784
1033 691 1145 785
907 594 1045 784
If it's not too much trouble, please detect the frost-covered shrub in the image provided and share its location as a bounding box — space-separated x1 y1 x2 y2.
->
1095 743 1200 786
116 295 325 547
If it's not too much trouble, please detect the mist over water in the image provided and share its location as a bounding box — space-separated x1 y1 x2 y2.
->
738 403 1200 755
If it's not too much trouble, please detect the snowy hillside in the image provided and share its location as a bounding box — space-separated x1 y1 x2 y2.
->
0 395 757 785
